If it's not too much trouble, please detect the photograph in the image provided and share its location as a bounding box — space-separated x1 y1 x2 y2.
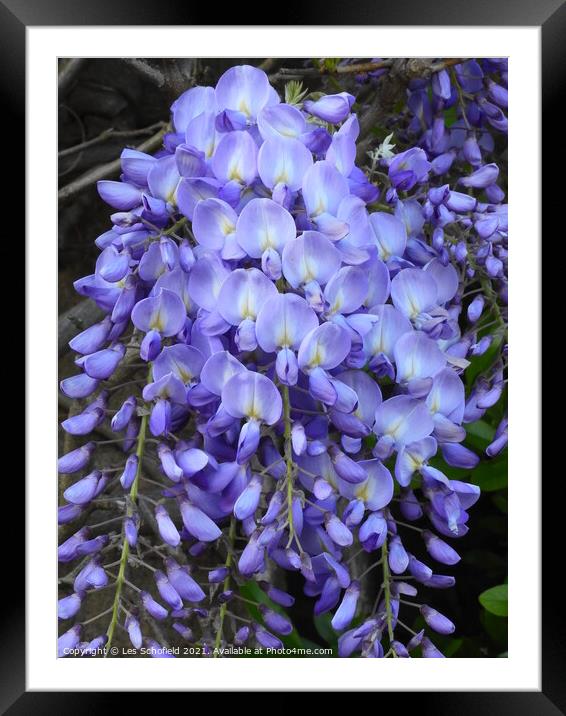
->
57 56 509 660
7 0 553 702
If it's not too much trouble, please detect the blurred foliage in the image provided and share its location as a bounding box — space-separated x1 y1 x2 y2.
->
479 584 508 617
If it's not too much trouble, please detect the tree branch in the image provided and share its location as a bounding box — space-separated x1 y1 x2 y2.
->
273 57 466 82
58 300 105 356
58 123 169 206
59 122 166 160
58 58 87 99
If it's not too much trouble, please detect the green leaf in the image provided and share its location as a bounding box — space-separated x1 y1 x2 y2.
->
479 584 508 617
492 493 508 513
321 58 341 72
314 613 338 648
443 638 463 657
239 580 310 655
362 433 377 450
469 453 508 492
481 609 508 646
466 419 496 446
443 105 458 127
465 336 503 388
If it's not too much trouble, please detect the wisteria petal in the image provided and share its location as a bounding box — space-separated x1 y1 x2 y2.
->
302 161 350 218
235 198 296 258
257 103 307 141
363 304 413 361
200 351 247 396
356 460 394 511
426 368 465 423
212 130 258 185
60 373 100 400
364 257 390 307
335 369 382 427
369 212 407 261
324 266 368 315
394 331 447 383
423 258 459 304
97 180 142 210
180 500 222 542
258 136 313 191
326 131 356 177
177 177 220 221
188 253 229 312
391 268 438 319
193 198 238 251
236 420 262 464
152 344 205 385
221 371 282 425
298 322 351 372
303 92 354 124
374 395 434 447
281 231 342 288
185 110 219 159
147 155 181 203
256 292 319 353
217 267 278 325
172 85 216 133
215 64 274 121
131 288 186 337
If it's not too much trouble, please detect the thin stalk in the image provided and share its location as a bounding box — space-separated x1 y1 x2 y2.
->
357 558 383 581
81 606 114 626
282 385 296 547
105 368 151 654
381 539 395 643
213 518 237 657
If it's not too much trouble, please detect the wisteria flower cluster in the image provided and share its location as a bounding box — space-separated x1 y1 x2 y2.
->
59 60 508 659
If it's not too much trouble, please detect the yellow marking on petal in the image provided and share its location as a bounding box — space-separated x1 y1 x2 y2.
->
167 179 181 205
245 401 258 419
330 291 343 315
303 257 317 283
240 289 256 320
277 329 293 348
355 481 370 503
260 229 274 251
309 345 325 368
173 363 193 384
386 417 404 439
407 452 421 470
407 293 420 318
149 312 164 332
238 100 251 117
323 468 338 489
221 218 236 235
429 396 439 413
312 199 325 217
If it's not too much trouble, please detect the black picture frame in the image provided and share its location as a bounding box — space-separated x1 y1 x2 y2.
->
11 0 552 708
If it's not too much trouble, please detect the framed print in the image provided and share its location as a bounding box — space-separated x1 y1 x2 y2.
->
8 0 553 708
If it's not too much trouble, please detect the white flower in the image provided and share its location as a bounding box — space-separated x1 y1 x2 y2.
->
374 132 396 160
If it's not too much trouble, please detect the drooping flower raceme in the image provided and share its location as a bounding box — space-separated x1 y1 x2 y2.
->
59 59 507 659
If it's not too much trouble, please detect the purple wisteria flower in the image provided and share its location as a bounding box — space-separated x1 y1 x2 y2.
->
59 58 507 660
